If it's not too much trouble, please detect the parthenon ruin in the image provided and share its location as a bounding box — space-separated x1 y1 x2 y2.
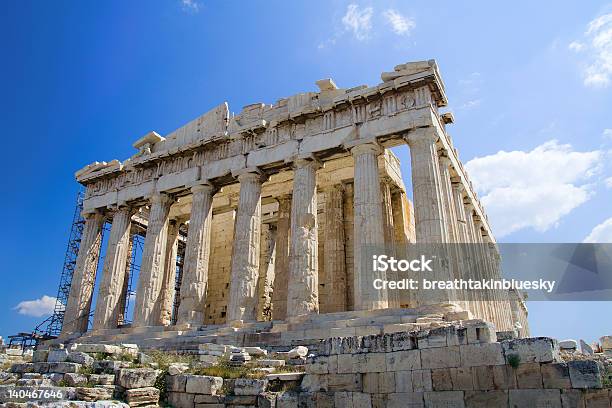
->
61 60 529 346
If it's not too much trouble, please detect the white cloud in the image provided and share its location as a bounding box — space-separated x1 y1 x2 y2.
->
459 99 481 110
465 140 601 237
584 217 612 242
604 128 612 140
181 0 200 12
382 9 415 36
605 176 612 188
569 13 612 87
13 295 58 317
342 4 373 41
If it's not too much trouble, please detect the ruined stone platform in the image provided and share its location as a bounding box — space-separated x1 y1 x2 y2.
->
51 305 477 353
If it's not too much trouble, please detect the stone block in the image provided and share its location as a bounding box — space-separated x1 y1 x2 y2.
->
16 378 53 387
508 389 561 408
395 370 413 392
194 394 225 404
125 386 160 406
491 365 517 390
412 369 433 392
287 346 308 358
74 343 122 354
515 362 543 389
560 389 585 408
234 378 267 395
94 359 131 373
386 350 421 371
363 372 380 394
464 390 508 407
387 392 424 408
600 335 612 350
185 375 224 395
464 320 496 344
365 353 386 372
388 331 418 352
243 346 268 356
460 343 505 367
32 349 49 363
301 374 328 392
67 351 94 367
76 386 113 401
421 346 461 369
542 363 571 389
559 340 578 350
568 360 602 389
581 340 594 355
584 389 610 408
167 391 195 408
379 371 396 394
328 373 362 392
63 373 88 386
471 366 495 390
89 374 115 385
352 392 373 407
168 363 190 375
417 327 449 348
48 362 81 373
117 368 161 389
502 337 560 364
424 390 465 408
167 374 187 392
432 368 453 391
449 367 474 391
47 348 69 363
9 363 34 373
305 357 326 374
447 326 469 347
330 327 357 337
225 394 258 405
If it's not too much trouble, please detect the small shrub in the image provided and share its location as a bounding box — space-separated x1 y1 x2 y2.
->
507 354 521 369
79 366 95 375
57 379 69 387
154 370 168 402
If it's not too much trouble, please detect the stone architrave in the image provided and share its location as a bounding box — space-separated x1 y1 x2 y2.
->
62 211 105 335
271 195 291 320
132 193 173 327
227 172 263 323
287 158 321 318
176 183 215 327
351 142 388 311
92 206 133 330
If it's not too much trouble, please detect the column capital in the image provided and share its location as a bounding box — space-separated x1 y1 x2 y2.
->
190 182 216 195
404 127 438 147
148 192 173 205
438 153 452 168
81 209 103 219
290 155 323 171
232 167 267 183
349 141 382 157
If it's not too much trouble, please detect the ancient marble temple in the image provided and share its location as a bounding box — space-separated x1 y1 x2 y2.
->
61 60 528 340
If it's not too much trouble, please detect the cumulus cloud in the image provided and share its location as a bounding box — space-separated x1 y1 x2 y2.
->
569 12 612 87
465 140 602 237
13 295 58 317
604 128 612 140
342 4 373 41
382 9 415 35
181 0 200 12
584 217 612 242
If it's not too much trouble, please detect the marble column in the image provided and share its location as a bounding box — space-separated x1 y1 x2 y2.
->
287 158 321 318
381 179 400 308
391 191 417 308
227 172 263 323
451 181 475 313
92 206 133 330
323 185 347 313
117 235 134 326
271 194 291 320
464 203 488 322
62 211 105 335
158 219 180 326
351 142 388 310
176 184 214 326
405 128 449 243
132 193 173 327
406 128 453 304
257 223 276 321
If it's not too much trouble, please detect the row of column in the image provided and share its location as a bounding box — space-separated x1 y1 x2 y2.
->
63 125 507 334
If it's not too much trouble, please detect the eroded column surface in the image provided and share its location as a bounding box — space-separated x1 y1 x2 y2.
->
323 185 347 313
351 143 388 311
227 172 263 323
158 219 180 326
405 129 449 243
132 193 173 327
62 211 105 335
271 195 291 320
287 158 321 318
406 129 454 305
117 235 134 326
257 223 276 321
92 206 133 330
381 179 400 309
176 184 214 326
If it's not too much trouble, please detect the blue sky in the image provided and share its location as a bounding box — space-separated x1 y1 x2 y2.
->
1 1 611 344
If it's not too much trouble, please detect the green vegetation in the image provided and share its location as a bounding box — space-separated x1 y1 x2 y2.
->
507 354 521 369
